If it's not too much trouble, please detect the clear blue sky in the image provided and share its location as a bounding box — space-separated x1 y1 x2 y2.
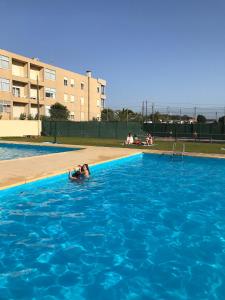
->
1 0 225 110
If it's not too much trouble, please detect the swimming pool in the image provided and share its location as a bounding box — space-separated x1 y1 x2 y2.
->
0 153 225 299
0 143 79 160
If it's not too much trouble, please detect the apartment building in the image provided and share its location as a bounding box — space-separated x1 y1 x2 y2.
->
0 49 106 121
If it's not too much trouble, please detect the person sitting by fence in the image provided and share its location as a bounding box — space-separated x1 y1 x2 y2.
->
125 133 134 145
145 133 153 145
193 131 198 141
133 134 142 145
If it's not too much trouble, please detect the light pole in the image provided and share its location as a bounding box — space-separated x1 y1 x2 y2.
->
36 75 40 136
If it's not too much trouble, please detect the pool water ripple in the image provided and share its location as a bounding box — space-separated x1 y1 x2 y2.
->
0 143 78 160
0 154 225 299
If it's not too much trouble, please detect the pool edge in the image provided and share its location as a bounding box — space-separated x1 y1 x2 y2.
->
0 151 142 191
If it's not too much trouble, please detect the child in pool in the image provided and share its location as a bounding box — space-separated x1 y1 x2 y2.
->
69 164 90 181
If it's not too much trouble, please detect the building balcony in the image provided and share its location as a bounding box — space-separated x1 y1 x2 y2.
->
100 94 106 100
30 63 44 83
29 77 44 86
11 94 44 105
12 75 29 83
12 95 29 104
12 58 28 79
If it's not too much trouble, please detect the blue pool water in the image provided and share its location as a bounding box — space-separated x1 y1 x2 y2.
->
0 153 225 299
0 143 79 160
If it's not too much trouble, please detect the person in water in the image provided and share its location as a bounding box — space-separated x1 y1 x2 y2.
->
81 163 90 178
69 164 90 181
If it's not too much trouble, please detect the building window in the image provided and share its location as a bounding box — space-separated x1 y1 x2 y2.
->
0 55 9 69
97 100 100 107
70 95 74 102
101 85 105 95
101 98 105 108
71 79 75 87
64 77 68 86
97 87 100 93
70 112 75 120
12 86 20 97
45 87 56 98
45 69 56 80
64 94 68 102
0 100 11 113
81 83 84 90
80 97 84 106
0 78 10 92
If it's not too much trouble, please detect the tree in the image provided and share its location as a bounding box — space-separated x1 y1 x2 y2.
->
49 102 70 120
19 113 26 120
27 114 34 120
197 114 206 123
101 108 115 121
116 108 136 121
218 116 225 124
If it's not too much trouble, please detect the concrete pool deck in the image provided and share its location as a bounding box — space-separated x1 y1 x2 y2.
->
0 142 142 189
1 141 225 190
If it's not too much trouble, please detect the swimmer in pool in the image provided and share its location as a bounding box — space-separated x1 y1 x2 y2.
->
69 164 90 181
68 165 82 181
81 164 90 178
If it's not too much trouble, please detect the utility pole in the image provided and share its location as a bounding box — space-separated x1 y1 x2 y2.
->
224 107 225 137
179 108 182 123
87 71 91 121
145 100 148 122
152 103 154 123
142 101 144 122
224 107 225 125
36 75 40 136
167 106 169 122
194 106 197 121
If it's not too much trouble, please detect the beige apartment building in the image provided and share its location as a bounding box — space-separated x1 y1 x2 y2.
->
0 49 106 121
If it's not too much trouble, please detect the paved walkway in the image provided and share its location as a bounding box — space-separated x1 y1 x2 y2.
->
0 143 141 189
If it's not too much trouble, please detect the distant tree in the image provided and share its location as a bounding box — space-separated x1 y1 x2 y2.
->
40 115 50 121
49 102 70 120
218 116 225 124
182 115 192 121
197 114 206 123
153 111 161 122
116 108 136 121
101 107 143 122
101 108 115 121
19 113 26 120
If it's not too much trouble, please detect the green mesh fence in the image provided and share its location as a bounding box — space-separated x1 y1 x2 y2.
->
42 121 144 139
42 121 225 140
143 123 225 140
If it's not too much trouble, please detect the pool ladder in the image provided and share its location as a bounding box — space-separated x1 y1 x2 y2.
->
172 143 185 160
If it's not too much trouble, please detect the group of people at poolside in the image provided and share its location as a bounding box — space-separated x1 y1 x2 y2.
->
69 163 90 181
125 132 154 146
68 133 153 182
